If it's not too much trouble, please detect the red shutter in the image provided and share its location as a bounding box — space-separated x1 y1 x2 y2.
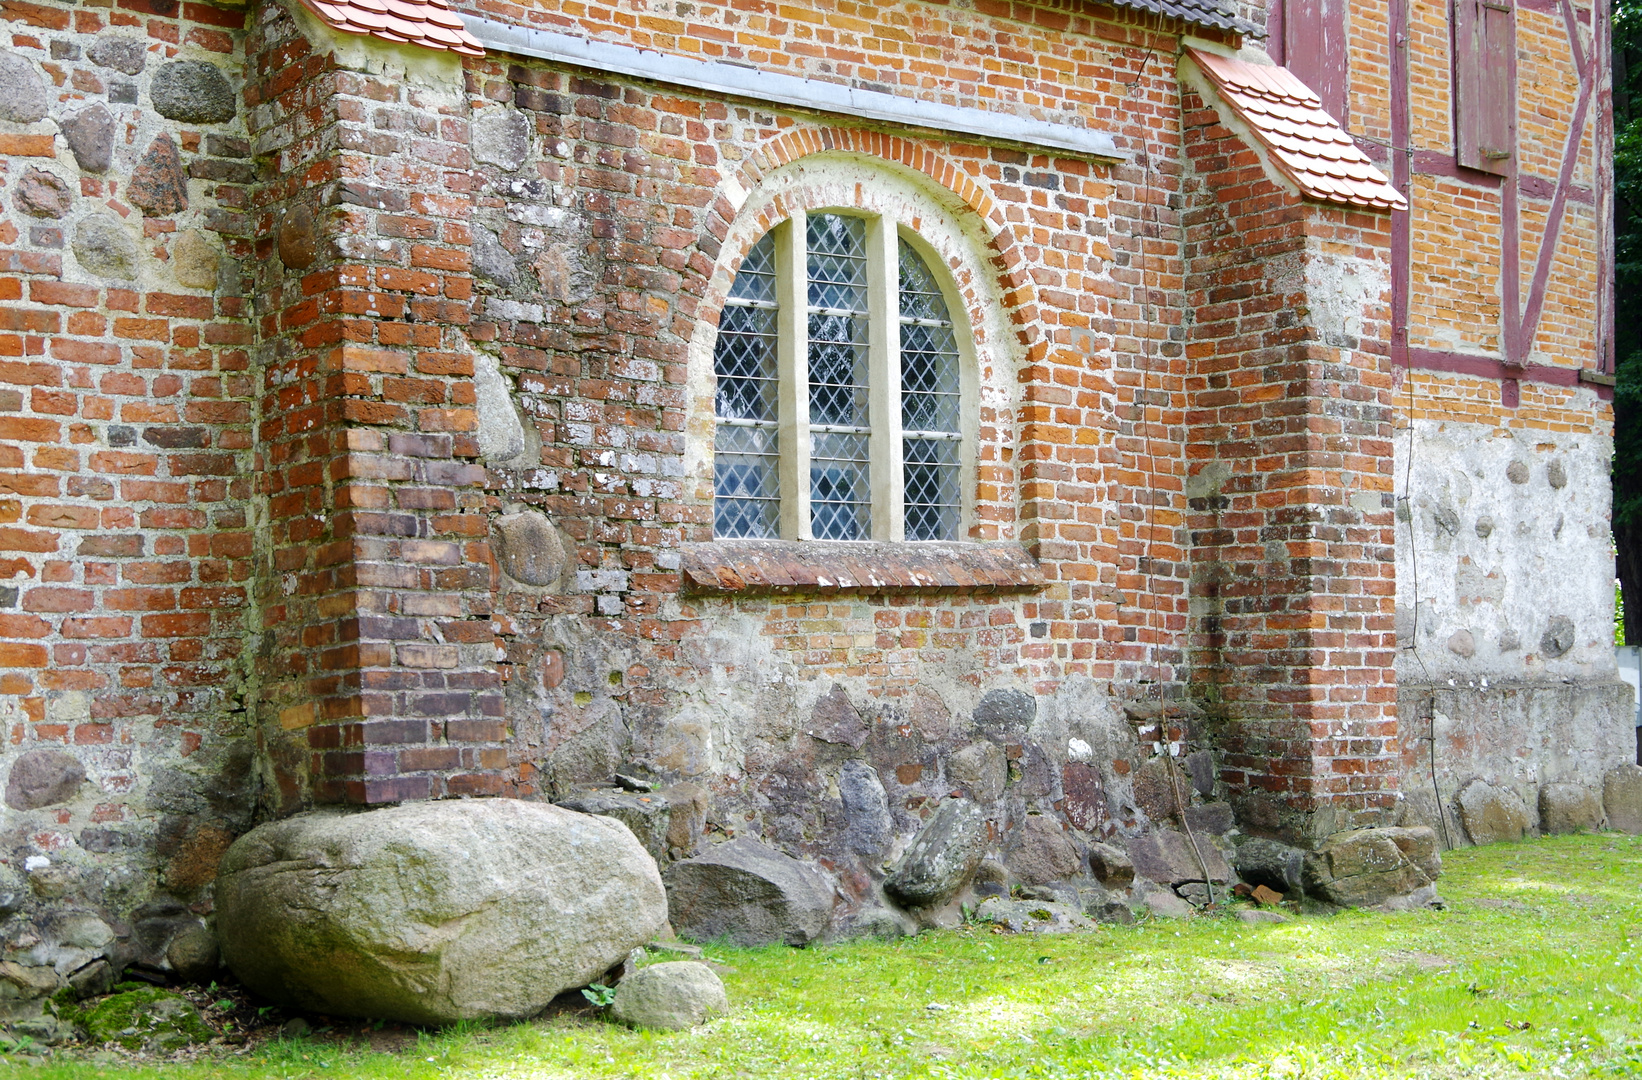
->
1283 0 1349 122
1454 0 1516 175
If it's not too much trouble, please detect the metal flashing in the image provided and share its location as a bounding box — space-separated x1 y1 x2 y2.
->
462 17 1125 163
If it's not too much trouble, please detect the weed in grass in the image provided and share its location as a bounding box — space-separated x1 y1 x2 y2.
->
1 833 1638 1079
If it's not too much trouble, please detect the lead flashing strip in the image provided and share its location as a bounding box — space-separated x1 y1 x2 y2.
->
462 17 1125 163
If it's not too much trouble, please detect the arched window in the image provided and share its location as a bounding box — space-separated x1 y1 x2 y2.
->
713 211 968 542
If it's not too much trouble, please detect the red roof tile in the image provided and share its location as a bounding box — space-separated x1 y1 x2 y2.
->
301 0 484 57
1186 47 1405 212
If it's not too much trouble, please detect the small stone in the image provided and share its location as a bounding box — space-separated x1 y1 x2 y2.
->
610 961 727 1031
87 36 147 75
1539 783 1601 835
492 510 567 587
1087 841 1135 888
1547 459 1567 489
974 896 1093 934
1475 515 1494 539
556 790 671 864
845 907 911 940
73 216 139 280
947 741 1005 803
1005 815 1082 885
165 921 220 983
1456 780 1531 845
277 205 319 269
1507 460 1530 484
1237 909 1289 924
150 61 237 123
67 958 114 999
5 749 87 810
60 105 115 173
472 109 531 171
1251 884 1283 906
1447 629 1476 658
666 837 833 947
882 798 987 910
1604 764 1642 834
129 134 188 217
0 54 50 124
170 230 220 290
281 1017 311 1038
1539 616 1576 659
13 168 73 219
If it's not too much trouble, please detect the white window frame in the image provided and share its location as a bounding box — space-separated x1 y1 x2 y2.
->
714 208 978 543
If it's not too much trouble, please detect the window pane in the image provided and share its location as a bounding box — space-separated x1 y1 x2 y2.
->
811 430 871 541
715 232 779 539
807 214 870 430
904 437 961 542
899 240 962 540
715 423 779 539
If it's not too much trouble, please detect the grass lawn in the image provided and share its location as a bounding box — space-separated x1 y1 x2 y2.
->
4 832 1640 1080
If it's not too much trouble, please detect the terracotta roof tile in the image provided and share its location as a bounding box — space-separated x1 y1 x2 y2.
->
1186 47 1405 211
301 0 484 57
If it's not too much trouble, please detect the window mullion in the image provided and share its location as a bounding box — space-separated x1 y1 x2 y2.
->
867 215 903 542
776 213 810 540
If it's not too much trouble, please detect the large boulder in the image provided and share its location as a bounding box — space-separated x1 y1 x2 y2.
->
666 837 833 947
1456 780 1531 845
1539 783 1603 835
215 800 667 1025
882 798 987 909
1303 826 1441 908
610 961 727 1030
1606 764 1642 834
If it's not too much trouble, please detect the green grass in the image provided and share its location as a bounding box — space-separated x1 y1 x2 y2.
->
7 832 1641 1080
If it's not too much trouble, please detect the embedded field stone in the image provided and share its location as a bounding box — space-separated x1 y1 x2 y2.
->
1141 886 1195 919
472 109 531 171
5 749 85 810
972 688 1035 739
666 837 832 947
0 53 50 124
215 800 667 1025
1302 826 1441 908
1506 460 1530 484
1060 761 1107 830
88 36 147 75
807 684 867 748
129 134 188 217
846 906 913 939
277 204 319 269
839 760 892 857
1086 841 1134 888
882 797 987 909
150 60 237 123
610 961 727 1031
1127 829 1231 887
61 104 115 172
947 741 1005 803
1184 802 1235 836
555 789 670 864
492 509 567 587
1005 815 1082 885
1605 764 1642 834
1540 615 1576 659
73 216 139 279
1447 629 1476 658
165 921 220 983
661 781 708 857
1538 782 1602 835
1547 459 1568 488
171 230 221 290
1132 754 1189 823
472 226 518 285
474 350 528 463
13 168 73 218
1455 779 1531 845
1232 836 1306 896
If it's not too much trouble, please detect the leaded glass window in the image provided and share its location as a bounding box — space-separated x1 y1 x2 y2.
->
711 212 971 543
